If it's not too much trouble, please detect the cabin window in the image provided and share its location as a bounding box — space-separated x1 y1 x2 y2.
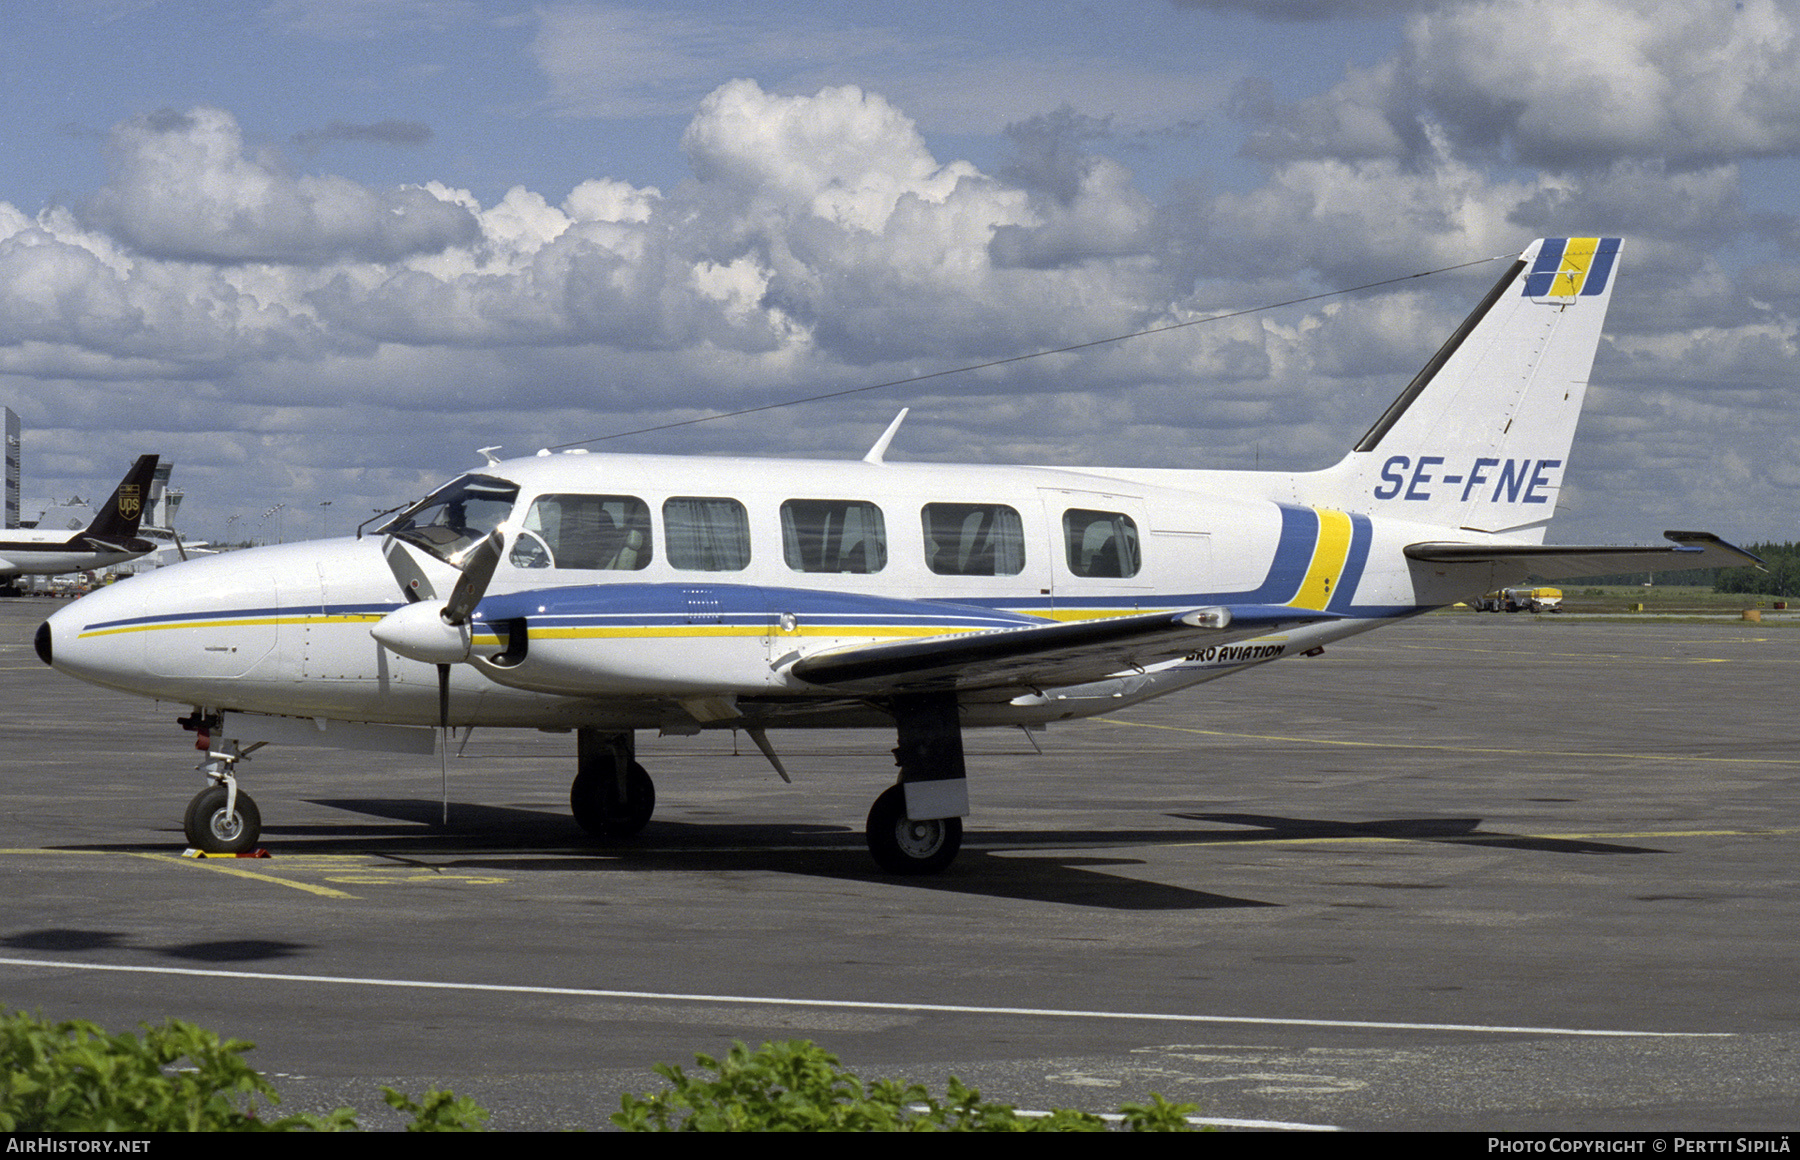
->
1062 508 1140 578
381 474 520 566
921 503 1025 576
780 499 886 573
510 493 652 570
663 497 751 571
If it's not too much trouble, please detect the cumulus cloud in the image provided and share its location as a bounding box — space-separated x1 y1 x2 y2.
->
83 107 479 265
1243 0 1800 169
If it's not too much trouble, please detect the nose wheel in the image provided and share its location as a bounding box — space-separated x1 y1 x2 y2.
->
183 784 262 854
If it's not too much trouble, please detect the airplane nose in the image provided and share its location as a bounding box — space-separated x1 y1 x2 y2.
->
34 620 51 667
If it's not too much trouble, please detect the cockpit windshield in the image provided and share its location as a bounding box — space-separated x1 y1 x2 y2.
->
378 474 520 565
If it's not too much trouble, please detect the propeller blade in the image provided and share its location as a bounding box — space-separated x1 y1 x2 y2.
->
382 537 436 603
437 662 451 825
443 528 504 627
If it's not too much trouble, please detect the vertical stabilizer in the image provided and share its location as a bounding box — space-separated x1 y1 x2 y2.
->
1317 238 1621 541
77 454 159 545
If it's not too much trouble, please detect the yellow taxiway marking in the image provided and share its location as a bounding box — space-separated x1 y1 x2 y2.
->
1340 638 1798 665
268 854 511 886
1159 826 1800 850
1340 643 1735 663
0 850 512 897
126 852 361 898
1094 717 1800 766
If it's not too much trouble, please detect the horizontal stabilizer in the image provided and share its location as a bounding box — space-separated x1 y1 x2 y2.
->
80 536 150 554
1404 531 1763 581
791 604 1336 693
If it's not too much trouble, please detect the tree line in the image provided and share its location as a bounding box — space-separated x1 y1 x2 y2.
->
1555 541 1797 596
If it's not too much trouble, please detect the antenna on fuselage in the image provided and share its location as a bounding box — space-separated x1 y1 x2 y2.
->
862 408 909 465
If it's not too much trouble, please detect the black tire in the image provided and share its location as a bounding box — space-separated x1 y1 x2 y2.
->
183 785 261 854
865 784 962 875
570 761 655 836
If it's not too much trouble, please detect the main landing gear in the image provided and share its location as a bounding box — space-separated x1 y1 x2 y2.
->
572 694 973 874
866 784 961 874
864 690 970 875
571 729 656 837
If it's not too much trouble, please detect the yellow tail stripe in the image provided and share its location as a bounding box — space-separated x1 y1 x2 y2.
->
1289 507 1353 610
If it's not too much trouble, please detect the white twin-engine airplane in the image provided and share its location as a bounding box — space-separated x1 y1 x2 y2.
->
1 455 160 593
36 239 1758 873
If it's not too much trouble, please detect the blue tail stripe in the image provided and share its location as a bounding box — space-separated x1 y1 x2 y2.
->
1581 237 1622 296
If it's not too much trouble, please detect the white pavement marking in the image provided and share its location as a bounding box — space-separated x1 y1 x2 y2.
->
0 956 1731 1038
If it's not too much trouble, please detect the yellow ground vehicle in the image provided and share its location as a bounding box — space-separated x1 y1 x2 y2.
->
1474 586 1563 613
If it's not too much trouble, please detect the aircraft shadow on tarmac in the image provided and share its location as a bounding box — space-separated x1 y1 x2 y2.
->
240 796 1279 911
3 927 310 964
1168 812 1667 856
56 799 1661 912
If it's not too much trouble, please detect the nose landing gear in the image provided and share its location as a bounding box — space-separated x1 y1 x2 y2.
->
178 713 264 854
183 782 261 854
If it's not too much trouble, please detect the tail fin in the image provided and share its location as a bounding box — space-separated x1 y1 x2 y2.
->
77 454 159 546
1318 238 1621 541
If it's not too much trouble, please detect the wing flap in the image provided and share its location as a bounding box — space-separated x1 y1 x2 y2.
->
789 604 1337 694
1404 531 1763 580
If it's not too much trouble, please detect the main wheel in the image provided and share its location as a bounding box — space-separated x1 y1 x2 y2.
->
183 785 262 854
865 784 962 875
571 761 655 836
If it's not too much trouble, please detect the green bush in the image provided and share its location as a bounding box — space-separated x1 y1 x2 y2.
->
0 1011 352 1132
381 1086 491 1132
2 1011 1196 1132
0 1010 486 1132
612 1039 1200 1132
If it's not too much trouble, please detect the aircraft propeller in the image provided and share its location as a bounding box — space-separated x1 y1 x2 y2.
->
370 528 508 822
370 528 507 673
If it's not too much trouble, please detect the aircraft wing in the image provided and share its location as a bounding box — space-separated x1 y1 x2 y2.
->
1404 531 1763 580
790 604 1336 694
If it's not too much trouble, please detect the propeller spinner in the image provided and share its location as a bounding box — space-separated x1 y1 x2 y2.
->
369 528 507 666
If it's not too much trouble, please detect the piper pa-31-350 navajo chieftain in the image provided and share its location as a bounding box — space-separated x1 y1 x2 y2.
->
36 239 1758 873
2 455 160 595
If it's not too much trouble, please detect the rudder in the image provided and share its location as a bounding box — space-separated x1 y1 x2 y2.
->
1319 238 1622 541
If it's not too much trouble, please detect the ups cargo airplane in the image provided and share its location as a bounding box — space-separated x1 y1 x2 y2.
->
35 239 1759 873
1 455 160 594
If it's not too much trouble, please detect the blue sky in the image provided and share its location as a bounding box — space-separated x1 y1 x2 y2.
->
2 0 1796 545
